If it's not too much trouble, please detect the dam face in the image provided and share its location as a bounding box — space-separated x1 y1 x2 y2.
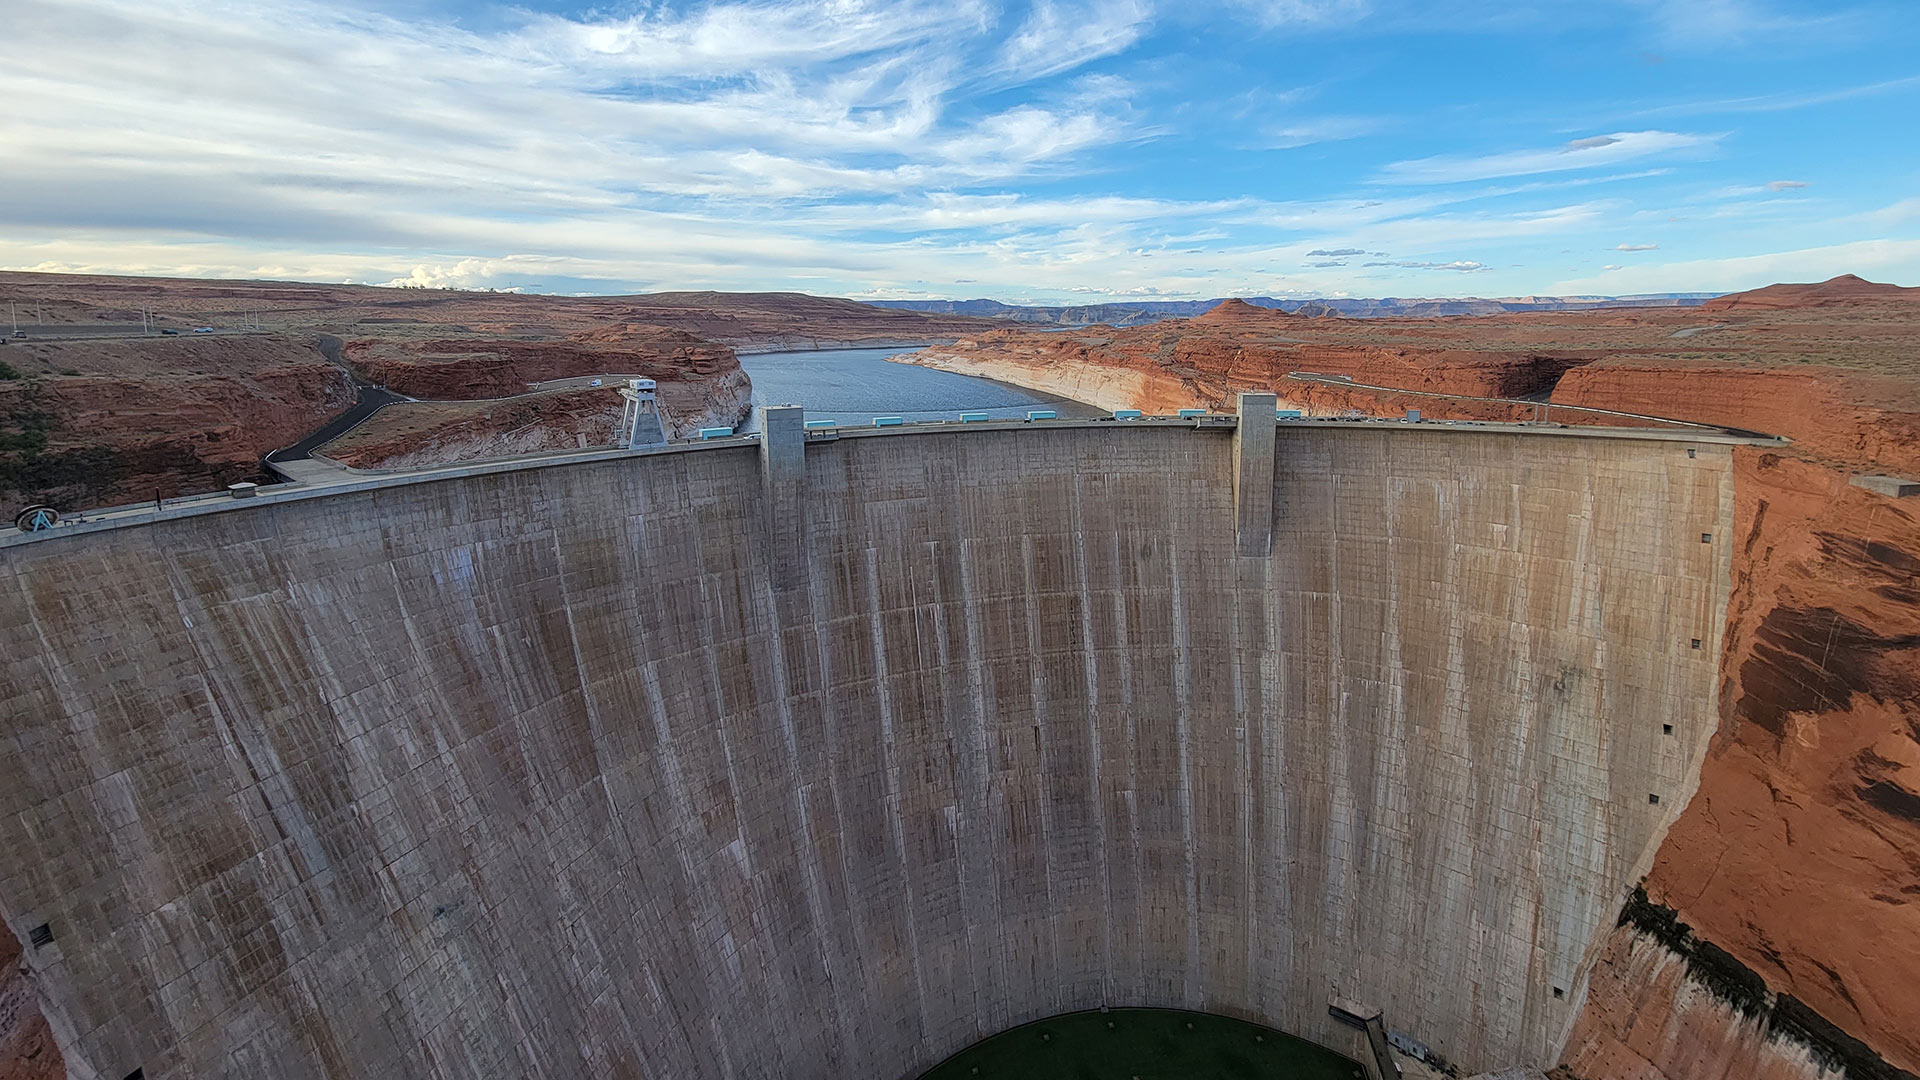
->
0 422 1735 1080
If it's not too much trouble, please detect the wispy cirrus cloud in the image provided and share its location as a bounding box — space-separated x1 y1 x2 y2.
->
1364 259 1488 271
996 0 1153 81
1377 131 1717 185
1636 72 1920 116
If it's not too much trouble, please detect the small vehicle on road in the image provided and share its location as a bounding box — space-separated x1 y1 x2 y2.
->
191 327 215 334
161 328 179 335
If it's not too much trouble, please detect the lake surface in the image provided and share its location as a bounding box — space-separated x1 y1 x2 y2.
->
736 346 1102 433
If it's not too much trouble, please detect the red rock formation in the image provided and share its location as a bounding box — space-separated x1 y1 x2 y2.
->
903 300 1597 416
319 367 750 470
1641 449 1920 1075
0 334 355 510
343 324 739 401
1562 926 1844 1080
320 388 630 469
1553 362 1920 474
0 272 1000 346
1701 274 1920 313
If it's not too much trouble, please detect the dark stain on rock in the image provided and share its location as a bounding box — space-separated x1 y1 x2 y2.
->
1866 541 1920 573
1619 887 1919 1080
1736 605 1920 736
1859 780 1920 826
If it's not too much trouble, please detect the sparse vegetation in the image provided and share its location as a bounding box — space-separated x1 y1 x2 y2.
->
0 388 123 505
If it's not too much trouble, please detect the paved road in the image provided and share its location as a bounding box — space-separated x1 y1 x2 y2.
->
267 385 410 463
2 325 266 343
527 374 648 392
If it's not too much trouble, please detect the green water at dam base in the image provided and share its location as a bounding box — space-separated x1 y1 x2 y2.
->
918 1009 1367 1080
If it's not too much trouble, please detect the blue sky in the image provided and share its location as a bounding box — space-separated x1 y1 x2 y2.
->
3 0 1916 301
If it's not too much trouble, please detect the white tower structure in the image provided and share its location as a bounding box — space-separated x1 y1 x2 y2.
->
618 378 668 447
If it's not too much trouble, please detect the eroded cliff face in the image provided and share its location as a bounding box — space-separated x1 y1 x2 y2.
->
343 324 740 401
1553 363 1920 475
1635 450 1920 1076
1562 924 1861 1080
0 334 355 509
319 367 752 470
901 300 1595 416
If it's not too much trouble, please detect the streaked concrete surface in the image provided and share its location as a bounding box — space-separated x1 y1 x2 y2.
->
0 423 1735 1079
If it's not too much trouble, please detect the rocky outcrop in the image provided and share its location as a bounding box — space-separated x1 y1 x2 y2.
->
343 324 740 402
1701 274 1919 313
1562 923 1872 1080
901 300 1594 416
1552 362 1920 473
320 367 752 470
1641 449 1920 1076
0 334 355 510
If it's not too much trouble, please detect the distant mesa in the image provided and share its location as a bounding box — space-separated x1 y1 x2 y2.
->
1702 274 1920 312
1190 297 1289 324
870 291 1723 326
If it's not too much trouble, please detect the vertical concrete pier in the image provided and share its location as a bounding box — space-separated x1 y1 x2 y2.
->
1234 391 1277 557
618 378 668 447
760 404 806 589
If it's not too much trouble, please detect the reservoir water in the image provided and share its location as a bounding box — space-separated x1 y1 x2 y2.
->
736 346 1102 433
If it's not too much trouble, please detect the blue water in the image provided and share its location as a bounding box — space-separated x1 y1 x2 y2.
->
736 346 1101 433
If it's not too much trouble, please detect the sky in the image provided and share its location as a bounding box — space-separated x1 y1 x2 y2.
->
3 0 1917 302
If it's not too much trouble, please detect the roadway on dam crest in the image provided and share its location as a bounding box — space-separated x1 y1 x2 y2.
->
1 416 1743 1080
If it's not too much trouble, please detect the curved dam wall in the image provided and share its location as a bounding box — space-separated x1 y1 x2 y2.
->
0 422 1735 1080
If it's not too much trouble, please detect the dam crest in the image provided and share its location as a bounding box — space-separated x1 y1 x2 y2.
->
0 407 1743 1079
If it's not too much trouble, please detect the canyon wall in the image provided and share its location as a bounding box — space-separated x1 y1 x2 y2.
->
317 371 753 471
0 423 1734 1079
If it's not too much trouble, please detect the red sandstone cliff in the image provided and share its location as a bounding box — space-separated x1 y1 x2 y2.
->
1638 450 1920 1075
342 324 740 401
0 271 1003 516
317 368 750 470
903 299 1596 416
0 334 355 510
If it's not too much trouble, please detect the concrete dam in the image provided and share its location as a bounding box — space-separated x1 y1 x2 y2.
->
0 405 1741 1080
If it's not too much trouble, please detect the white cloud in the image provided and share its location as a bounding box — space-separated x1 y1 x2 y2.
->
1615 242 1658 251
1363 259 1487 271
996 0 1153 82
1264 115 1382 149
1766 180 1809 191
1377 131 1716 185
1 0 1912 303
